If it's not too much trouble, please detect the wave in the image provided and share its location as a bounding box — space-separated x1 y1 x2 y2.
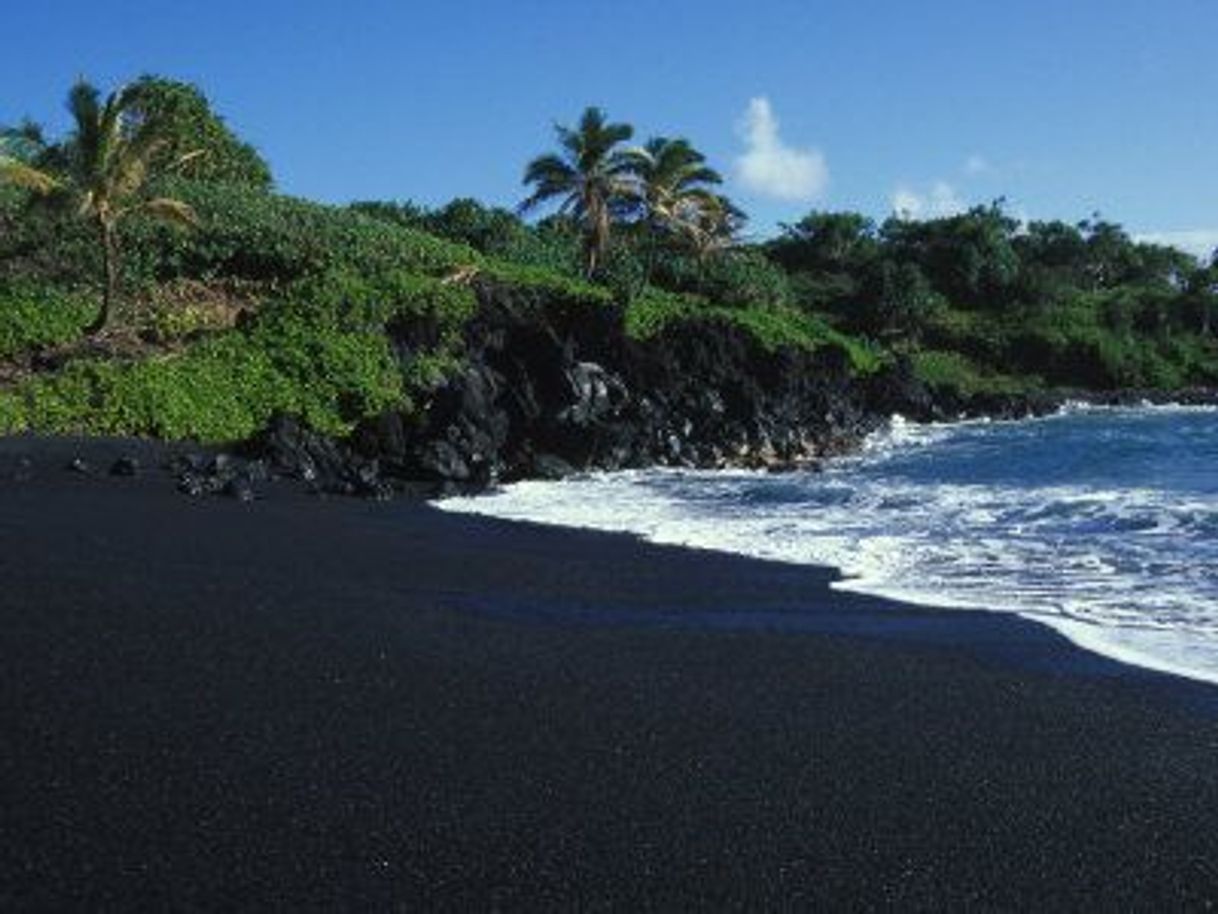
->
438 407 1218 686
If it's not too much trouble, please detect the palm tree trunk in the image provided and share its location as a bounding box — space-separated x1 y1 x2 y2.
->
89 218 118 335
584 201 610 279
642 219 659 291
584 237 599 279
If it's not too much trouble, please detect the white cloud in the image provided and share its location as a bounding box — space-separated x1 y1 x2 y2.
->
1133 230 1218 261
734 97 828 202
890 181 966 220
963 154 992 176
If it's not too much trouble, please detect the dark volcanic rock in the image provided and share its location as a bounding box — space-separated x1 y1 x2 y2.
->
109 456 140 477
345 284 892 495
223 477 256 502
234 285 1218 501
417 440 471 482
169 452 209 476
531 452 577 480
245 280 1218 501
244 414 391 498
176 473 209 498
863 355 938 422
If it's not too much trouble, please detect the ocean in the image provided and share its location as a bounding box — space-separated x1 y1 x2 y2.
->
438 405 1218 685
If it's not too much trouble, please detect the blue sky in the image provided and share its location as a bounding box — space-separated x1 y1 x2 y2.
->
4 0 1215 256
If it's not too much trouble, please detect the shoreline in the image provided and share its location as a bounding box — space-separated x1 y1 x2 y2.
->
9 398 1218 690
438 399 1218 691
3 435 1218 906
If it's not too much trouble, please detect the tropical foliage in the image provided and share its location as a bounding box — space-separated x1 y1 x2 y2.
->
123 76 274 189
769 203 1218 390
0 80 202 334
520 107 638 277
626 137 729 252
1 76 1214 445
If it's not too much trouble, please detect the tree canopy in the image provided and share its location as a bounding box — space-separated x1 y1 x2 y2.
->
124 76 273 190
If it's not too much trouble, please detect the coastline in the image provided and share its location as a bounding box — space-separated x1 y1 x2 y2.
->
2 436 1218 907
439 399 1218 689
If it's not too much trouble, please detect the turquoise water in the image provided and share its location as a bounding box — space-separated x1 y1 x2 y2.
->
441 406 1218 684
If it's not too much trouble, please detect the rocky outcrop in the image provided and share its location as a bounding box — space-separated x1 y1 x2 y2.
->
240 285 1218 500
348 283 908 494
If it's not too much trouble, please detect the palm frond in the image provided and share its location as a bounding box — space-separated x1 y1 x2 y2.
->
95 87 131 180
522 153 575 186
139 196 198 228
169 149 207 172
66 79 103 179
0 156 59 194
523 106 640 274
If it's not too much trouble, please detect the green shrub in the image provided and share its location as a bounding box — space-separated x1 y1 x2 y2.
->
625 288 880 373
141 298 232 341
288 268 478 327
480 260 613 309
0 190 100 289
0 281 97 358
121 179 482 289
0 307 404 442
623 287 703 339
652 248 793 309
912 349 1037 395
127 76 274 190
922 306 1016 365
0 389 26 434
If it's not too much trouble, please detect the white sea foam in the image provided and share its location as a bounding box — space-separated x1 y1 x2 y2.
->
438 407 1218 685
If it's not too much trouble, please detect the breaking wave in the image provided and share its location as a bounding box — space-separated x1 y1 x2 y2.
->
439 406 1218 685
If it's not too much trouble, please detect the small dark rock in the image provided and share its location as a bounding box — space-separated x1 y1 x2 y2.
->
223 477 256 502
243 459 271 483
353 461 380 488
177 473 208 497
532 452 576 480
169 452 208 475
209 453 235 476
109 456 140 477
418 440 471 482
364 479 395 501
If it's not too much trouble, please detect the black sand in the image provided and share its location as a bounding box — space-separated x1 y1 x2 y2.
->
2 438 1217 909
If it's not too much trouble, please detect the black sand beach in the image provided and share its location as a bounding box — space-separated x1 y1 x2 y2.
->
2 438 1217 908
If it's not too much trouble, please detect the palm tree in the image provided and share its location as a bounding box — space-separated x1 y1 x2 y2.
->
520 107 638 277
65 80 200 333
0 80 199 335
622 136 744 279
626 137 723 244
686 194 747 261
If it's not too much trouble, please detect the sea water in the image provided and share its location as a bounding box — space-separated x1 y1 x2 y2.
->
438 405 1218 685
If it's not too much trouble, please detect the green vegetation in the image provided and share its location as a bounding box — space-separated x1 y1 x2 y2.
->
768 206 1218 395
625 287 880 373
124 76 273 190
521 107 638 277
1 78 1214 444
910 350 1037 397
0 79 200 334
0 280 97 359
